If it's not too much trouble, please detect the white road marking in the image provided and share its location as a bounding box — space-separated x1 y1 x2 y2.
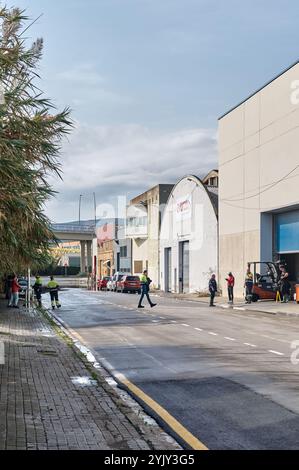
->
152 320 159 323
224 337 236 341
194 328 203 331
171 320 177 323
208 332 218 336
159 317 166 319
244 343 257 347
181 324 190 327
269 350 284 356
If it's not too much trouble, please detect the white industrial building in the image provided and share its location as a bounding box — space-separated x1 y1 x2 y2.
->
219 61 299 296
160 174 218 294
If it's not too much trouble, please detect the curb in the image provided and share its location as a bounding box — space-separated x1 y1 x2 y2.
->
152 292 299 318
41 306 182 450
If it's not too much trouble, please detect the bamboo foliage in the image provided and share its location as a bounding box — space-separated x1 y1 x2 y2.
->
0 7 72 273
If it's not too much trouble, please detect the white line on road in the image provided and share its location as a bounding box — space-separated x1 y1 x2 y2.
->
171 320 177 323
159 317 166 319
181 324 190 327
208 332 218 336
269 350 284 356
244 343 257 347
152 320 159 323
224 337 236 341
194 328 203 331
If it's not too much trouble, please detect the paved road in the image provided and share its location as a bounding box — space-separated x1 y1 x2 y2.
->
43 288 299 450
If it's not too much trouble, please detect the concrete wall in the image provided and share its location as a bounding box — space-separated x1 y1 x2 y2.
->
160 176 218 293
219 62 299 295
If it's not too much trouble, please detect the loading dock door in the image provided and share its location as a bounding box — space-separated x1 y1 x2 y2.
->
165 248 172 292
276 210 299 253
179 241 189 293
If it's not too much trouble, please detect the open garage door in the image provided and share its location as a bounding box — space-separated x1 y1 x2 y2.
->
276 210 299 283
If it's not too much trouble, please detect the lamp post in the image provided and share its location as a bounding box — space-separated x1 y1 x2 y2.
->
79 194 83 225
93 192 97 227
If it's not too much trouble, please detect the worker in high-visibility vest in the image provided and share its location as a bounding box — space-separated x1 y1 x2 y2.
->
244 269 254 304
138 270 156 309
47 276 61 310
33 275 43 307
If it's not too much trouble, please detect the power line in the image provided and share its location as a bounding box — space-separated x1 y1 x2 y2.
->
221 164 299 203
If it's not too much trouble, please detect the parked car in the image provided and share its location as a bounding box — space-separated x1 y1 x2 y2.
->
97 276 111 291
111 272 128 292
18 278 29 300
117 275 141 294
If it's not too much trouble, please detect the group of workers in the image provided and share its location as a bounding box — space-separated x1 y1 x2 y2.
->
208 263 292 307
33 275 61 309
5 275 61 310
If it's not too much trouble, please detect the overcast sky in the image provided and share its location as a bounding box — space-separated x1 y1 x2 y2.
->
8 0 299 222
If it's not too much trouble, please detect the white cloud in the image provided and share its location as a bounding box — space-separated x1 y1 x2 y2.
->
55 63 131 106
57 63 104 86
46 122 217 222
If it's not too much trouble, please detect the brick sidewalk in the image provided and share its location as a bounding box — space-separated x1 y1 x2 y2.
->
0 301 180 450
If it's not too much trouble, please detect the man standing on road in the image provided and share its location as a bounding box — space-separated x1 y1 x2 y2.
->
225 272 235 303
209 274 217 307
138 270 157 309
47 276 61 310
279 266 290 303
244 268 254 304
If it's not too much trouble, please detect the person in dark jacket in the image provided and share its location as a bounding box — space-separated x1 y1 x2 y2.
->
4 274 13 302
209 274 217 307
279 267 290 303
138 270 156 308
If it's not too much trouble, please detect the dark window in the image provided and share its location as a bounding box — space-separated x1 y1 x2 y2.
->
120 246 127 257
126 276 140 281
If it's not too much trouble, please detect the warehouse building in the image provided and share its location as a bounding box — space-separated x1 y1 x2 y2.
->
160 174 218 294
219 61 299 296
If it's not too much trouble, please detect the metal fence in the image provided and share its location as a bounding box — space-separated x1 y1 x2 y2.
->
52 224 95 234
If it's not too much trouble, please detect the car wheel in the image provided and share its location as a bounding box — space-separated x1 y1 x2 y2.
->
251 293 259 302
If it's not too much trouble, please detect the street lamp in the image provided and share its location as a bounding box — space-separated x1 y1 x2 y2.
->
79 194 83 225
93 192 97 227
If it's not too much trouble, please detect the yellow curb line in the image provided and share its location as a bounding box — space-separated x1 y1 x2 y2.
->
119 375 208 451
53 316 208 450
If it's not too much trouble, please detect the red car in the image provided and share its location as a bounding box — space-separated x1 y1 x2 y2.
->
117 275 141 294
97 276 111 291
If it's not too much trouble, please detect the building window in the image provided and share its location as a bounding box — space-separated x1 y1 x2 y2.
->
120 246 127 258
134 260 143 273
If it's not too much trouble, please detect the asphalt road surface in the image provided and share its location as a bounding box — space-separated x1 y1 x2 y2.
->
43 288 299 450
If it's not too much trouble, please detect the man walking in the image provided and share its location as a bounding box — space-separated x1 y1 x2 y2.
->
225 272 235 303
47 276 61 310
209 274 217 307
138 270 156 309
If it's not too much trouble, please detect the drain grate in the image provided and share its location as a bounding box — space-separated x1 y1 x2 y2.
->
37 349 58 356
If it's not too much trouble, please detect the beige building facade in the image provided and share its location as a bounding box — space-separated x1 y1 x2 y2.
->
126 184 174 288
219 61 299 296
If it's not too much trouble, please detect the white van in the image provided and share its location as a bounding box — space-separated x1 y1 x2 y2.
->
111 272 129 292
